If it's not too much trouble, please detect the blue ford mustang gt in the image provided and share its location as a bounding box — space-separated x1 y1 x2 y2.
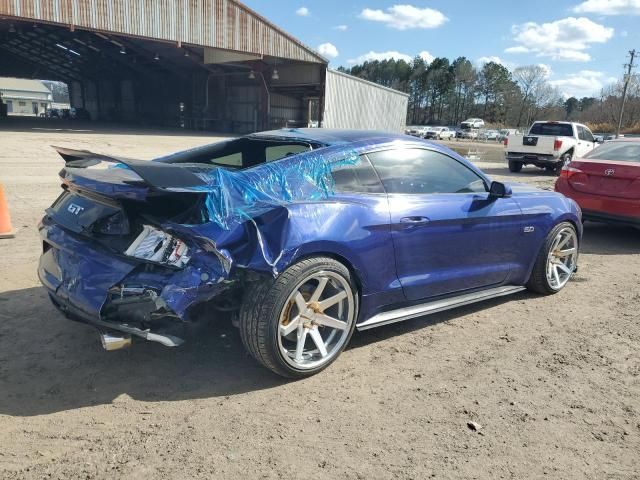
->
39 129 582 377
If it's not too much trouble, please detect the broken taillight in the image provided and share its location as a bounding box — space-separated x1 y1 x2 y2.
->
125 225 191 268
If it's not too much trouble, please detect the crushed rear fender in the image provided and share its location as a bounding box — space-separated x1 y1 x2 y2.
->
43 143 364 338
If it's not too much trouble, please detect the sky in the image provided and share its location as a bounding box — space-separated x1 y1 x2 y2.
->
241 0 640 99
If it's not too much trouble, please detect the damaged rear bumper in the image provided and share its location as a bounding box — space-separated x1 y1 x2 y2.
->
38 220 232 348
47 291 184 347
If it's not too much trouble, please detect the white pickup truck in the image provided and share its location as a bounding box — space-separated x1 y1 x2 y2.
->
505 121 598 174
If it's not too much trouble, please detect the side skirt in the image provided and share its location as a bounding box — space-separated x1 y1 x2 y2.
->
356 285 525 331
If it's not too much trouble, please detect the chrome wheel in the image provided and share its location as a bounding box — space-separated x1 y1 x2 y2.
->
277 271 355 370
546 226 578 290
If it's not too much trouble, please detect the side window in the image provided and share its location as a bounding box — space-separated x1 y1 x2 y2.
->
265 144 310 162
210 152 243 166
583 127 595 143
367 148 487 195
331 155 385 194
577 126 586 141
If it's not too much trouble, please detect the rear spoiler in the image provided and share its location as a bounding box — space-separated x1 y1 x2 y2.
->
52 146 207 189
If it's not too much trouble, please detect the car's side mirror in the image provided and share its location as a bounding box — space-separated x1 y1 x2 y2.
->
489 181 512 198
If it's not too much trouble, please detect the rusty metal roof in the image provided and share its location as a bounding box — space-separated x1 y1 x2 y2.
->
0 77 51 93
1 0 327 64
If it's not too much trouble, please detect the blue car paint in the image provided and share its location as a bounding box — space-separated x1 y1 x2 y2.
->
39 129 582 337
387 192 524 301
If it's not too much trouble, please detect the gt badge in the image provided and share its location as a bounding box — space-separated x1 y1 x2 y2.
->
67 203 85 215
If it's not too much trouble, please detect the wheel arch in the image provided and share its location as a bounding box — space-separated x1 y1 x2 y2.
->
289 247 365 296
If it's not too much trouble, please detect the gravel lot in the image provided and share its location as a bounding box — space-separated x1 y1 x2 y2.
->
1 120 639 479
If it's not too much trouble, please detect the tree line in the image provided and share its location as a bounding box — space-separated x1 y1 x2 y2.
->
338 57 640 133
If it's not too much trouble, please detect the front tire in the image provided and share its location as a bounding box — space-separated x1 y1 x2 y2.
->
526 222 578 295
238 257 358 378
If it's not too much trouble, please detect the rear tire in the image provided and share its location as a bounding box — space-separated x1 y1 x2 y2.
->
238 257 358 378
526 222 579 295
508 160 523 172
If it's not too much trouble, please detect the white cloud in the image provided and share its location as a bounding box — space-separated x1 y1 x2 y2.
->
476 55 514 69
296 7 310 16
549 70 617 97
537 64 553 78
419 50 434 63
348 50 412 64
334 25 348 31
573 0 640 15
317 42 339 59
506 17 614 62
347 50 435 65
359 4 448 30
504 46 530 54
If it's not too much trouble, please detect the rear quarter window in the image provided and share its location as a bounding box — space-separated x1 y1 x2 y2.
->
265 144 311 162
331 155 385 194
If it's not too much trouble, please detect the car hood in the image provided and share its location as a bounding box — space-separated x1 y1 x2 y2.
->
507 182 547 194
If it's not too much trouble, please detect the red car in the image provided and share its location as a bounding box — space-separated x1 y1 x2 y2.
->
555 139 640 227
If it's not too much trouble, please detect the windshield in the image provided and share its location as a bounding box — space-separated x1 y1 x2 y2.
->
584 141 640 162
529 123 573 137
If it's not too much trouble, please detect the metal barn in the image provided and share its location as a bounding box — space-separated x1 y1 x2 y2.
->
0 0 407 133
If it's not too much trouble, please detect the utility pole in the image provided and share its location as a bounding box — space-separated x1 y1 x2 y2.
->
616 49 636 139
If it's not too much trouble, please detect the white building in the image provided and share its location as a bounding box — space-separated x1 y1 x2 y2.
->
0 77 52 116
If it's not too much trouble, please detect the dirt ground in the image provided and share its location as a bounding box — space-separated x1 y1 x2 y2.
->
1 119 639 479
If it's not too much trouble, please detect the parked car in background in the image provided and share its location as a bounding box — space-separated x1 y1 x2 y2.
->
555 138 640 227
407 126 431 138
603 134 624 141
505 121 597 174
45 108 61 119
425 126 455 140
70 107 92 121
461 118 485 129
479 130 500 141
498 129 521 143
459 129 479 140
39 129 582 378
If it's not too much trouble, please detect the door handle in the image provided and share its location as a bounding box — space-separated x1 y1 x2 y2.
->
400 216 430 225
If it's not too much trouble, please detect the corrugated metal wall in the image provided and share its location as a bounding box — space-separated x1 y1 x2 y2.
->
1 0 325 64
323 69 408 132
270 93 304 129
227 85 259 133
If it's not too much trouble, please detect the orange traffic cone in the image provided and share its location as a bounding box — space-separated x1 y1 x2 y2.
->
0 183 15 239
